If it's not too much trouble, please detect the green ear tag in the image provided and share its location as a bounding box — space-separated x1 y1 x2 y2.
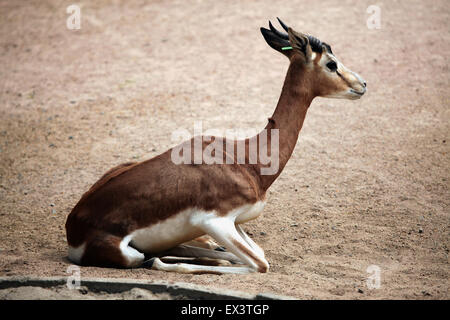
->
281 46 293 51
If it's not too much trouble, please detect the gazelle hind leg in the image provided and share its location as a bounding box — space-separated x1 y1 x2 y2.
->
146 257 254 274
158 256 232 266
80 233 145 268
119 235 146 267
158 244 242 264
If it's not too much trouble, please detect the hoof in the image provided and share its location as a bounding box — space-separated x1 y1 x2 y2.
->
141 257 156 268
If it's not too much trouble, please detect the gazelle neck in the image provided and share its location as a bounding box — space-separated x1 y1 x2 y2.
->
255 57 315 191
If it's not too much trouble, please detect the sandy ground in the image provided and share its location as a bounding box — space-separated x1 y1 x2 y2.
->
0 0 449 300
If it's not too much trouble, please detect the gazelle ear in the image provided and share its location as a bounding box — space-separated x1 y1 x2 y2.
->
287 28 313 63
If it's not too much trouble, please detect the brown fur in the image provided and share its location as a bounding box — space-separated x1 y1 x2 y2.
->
80 233 128 267
66 147 265 248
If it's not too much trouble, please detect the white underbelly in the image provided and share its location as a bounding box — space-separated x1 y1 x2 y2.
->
129 208 204 253
129 200 266 253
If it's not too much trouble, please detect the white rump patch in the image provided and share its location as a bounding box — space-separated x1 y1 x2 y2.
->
68 243 86 264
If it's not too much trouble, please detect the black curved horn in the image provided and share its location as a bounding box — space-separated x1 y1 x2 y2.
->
277 17 289 33
274 18 330 53
269 20 288 40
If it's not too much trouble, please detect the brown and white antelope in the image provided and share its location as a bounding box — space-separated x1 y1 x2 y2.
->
65 19 366 274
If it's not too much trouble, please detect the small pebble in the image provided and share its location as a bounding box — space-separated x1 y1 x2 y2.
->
358 289 364 294
50 203 55 207
260 232 266 236
418 227 423 234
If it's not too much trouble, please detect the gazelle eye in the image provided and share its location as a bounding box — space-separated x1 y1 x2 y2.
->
326 61 337 72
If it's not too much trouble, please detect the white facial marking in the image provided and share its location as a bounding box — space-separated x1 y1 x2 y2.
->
317 51 366 99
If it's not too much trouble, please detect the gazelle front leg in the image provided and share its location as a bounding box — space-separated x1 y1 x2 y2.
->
146 215 268 274
199 217 269 273
235 224 265 258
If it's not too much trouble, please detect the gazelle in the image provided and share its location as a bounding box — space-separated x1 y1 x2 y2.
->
65 19 366 274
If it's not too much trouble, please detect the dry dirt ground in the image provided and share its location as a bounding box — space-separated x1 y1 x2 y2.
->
0 0 449 299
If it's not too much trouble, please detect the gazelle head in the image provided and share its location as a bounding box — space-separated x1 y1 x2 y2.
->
261 18 366 100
